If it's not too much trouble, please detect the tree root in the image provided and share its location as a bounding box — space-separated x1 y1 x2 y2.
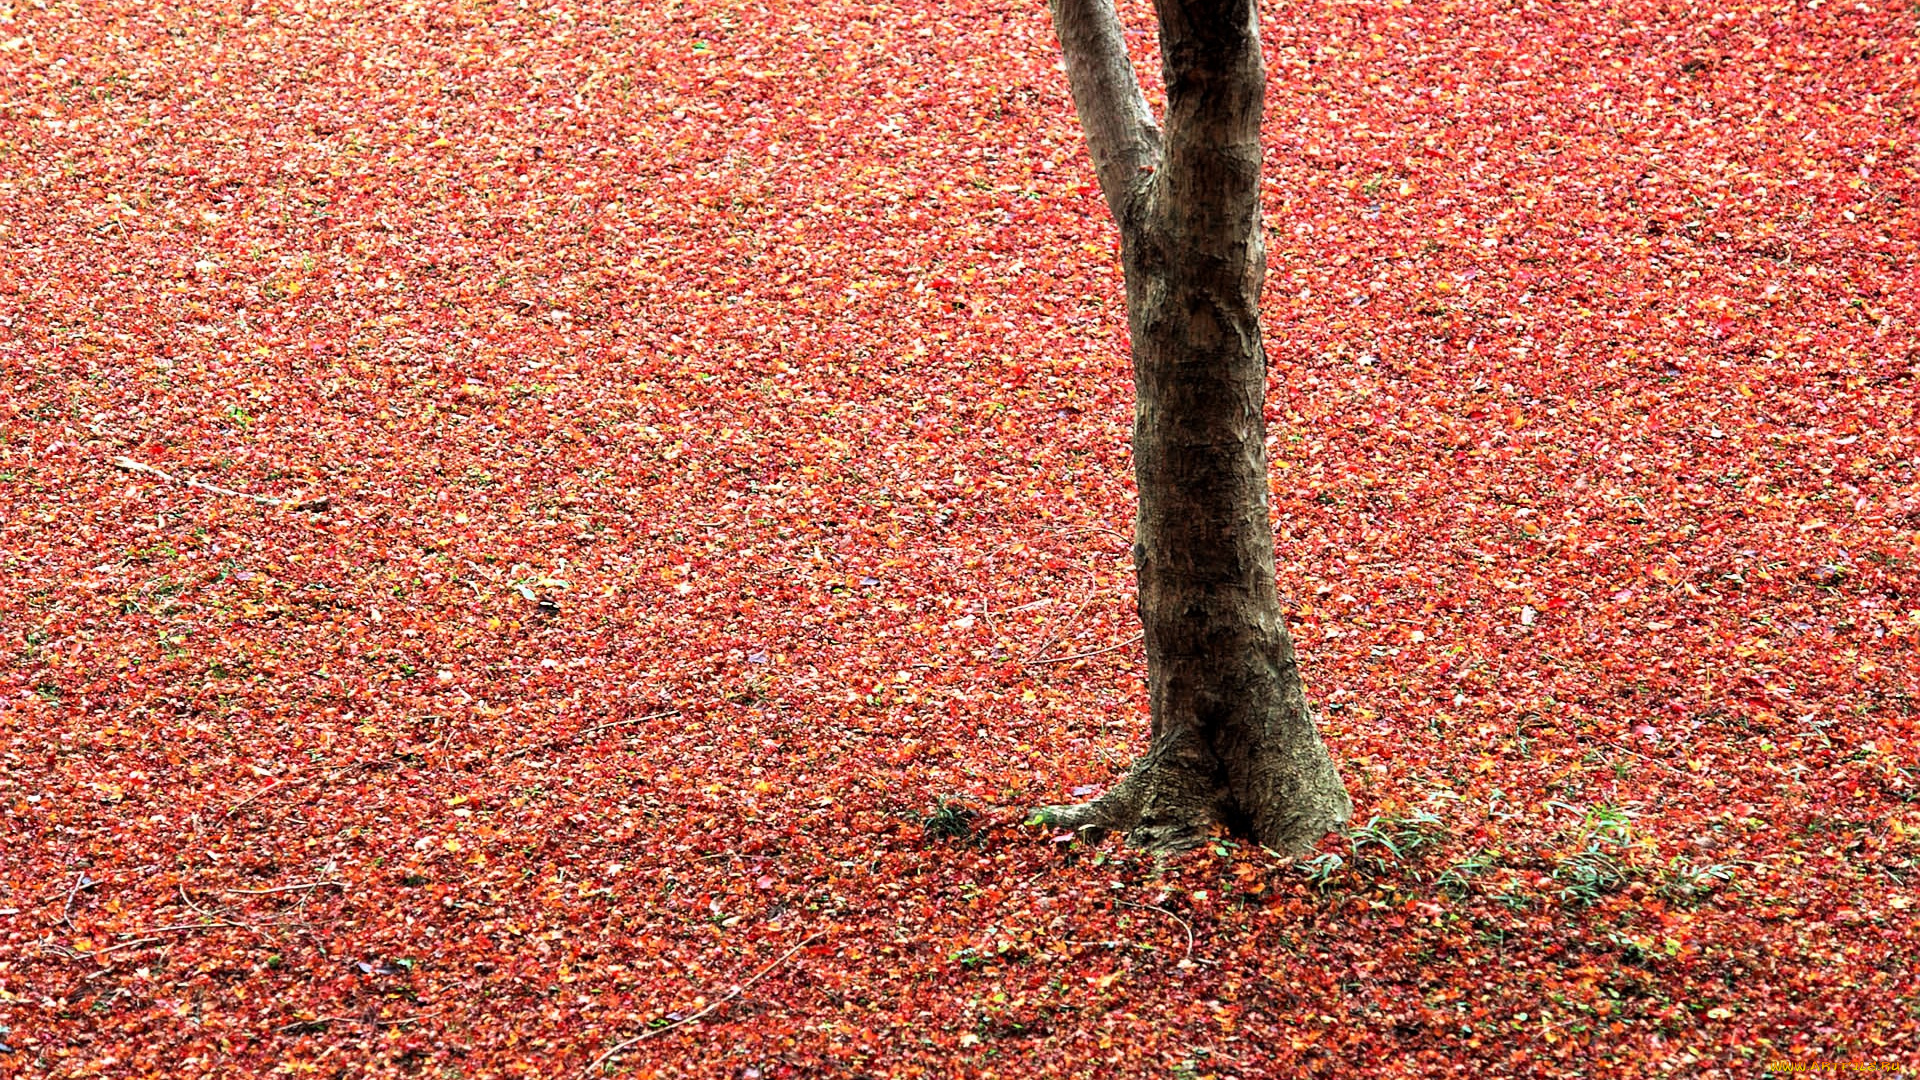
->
1030 743 1220 853
1032 728 1351 855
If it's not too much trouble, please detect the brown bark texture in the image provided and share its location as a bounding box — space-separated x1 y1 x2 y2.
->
1034 0 1352 853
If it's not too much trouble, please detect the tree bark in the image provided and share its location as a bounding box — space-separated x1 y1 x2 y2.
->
1035 0 1352 853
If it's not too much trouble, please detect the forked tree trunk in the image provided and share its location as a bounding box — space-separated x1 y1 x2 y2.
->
1034 0 1351 853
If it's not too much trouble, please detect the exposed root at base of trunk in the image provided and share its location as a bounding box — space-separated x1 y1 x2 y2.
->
1030 745 1222 853
1030 797 1209 853
1032 734 1352 855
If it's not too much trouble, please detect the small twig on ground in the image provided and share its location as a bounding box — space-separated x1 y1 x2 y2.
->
1026 586 1101 664
1025 632 1144 667
1042 524 1134 553
978 597 1003 647
91 937 162 957
115 920 251 937
459 558 501 582
161 882 315 936
215 759 384 824
996 598 1059 615
431 711 460 752
503 709 680 762
277 1008 444 1034
222 775 308 818
179 884 239 927
585 930 826 1072
61 872 97 929
1121 900 1195 960
111 456 330 511
224 881 346 896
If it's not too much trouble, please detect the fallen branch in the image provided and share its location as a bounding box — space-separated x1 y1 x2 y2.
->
585 930 825 1072
1024 632 1143 667
224 881 346 896
111 456 330 511
503 709 680 762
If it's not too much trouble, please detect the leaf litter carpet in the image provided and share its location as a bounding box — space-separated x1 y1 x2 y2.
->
1 0 1916 1076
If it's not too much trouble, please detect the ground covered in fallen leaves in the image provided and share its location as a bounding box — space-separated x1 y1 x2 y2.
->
3 0 1917 1075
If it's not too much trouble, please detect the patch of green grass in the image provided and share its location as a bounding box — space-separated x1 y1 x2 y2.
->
1553 848 1629 906
948 946 987 968
923 798 977 842
1298 851 1345 889
1437 848 1499 899
1351 806 1448 866
1547 801 1643 905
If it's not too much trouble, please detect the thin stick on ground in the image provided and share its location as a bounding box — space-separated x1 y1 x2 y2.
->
179 884 248 929
585 930 825 1073
61 872 96 929
1024 632 1143 667
503 709 680 761
110 456 330 511
115 920 252 936
278 1008 445 1033
1121 900 1195 960
224 881 346 895
979 598 1004 649
222 775 308 818
1025 583 1102 664
216 758 385 823
1042 523 1134 554
90 937 163 957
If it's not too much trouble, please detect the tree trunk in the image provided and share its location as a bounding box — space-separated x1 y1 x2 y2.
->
1034 0 1351 853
